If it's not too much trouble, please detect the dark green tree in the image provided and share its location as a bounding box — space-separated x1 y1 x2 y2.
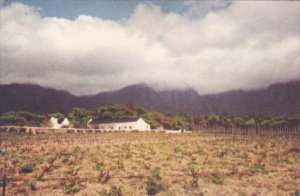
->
48 112 64 122
68 108 95 126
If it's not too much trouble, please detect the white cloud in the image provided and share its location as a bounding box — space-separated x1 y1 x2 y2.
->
0 1 299 95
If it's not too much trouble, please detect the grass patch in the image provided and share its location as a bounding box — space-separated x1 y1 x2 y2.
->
20 163 34 173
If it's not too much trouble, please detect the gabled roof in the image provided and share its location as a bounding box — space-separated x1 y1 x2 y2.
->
50 117 64 124
89 117 140 125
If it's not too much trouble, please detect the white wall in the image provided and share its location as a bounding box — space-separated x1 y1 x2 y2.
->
165 129 182 134
137 118 150 131
92 118 150 131
49 117 59 128
49 117 70 129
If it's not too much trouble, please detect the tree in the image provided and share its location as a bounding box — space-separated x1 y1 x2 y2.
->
244 118 256 126
48 112 64 122
151 111 165 124
0 114 26 126
134 107 147 117
102 111 114 119
260 119 272 127
96 104 134 119
207 114 220 124
68 108 95 126
233 116 245 127
0 112 46 126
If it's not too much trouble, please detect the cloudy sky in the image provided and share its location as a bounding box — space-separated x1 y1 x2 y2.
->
0 0 299 95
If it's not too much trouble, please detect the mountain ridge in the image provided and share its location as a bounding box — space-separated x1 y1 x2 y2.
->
0 80 299 116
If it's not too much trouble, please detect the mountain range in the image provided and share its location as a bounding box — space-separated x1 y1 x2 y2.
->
0 80 300 117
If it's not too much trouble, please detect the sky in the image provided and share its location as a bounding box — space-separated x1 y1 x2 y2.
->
0 0 299 95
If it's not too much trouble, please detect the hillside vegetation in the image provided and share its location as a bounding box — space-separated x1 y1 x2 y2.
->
0 104 193 130
1 104 300 133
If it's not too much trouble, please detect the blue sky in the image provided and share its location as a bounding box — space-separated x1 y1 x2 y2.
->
4 0 188 20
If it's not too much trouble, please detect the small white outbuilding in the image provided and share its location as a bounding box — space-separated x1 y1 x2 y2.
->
49 117 70 128
87 117 150 131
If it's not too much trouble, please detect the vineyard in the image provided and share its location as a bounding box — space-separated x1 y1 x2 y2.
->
0 132 299 195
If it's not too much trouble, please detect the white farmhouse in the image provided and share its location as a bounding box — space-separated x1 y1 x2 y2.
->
49 117 70 128
88 117 150 131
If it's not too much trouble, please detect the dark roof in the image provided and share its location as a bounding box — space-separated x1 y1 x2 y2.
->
89 117 140 125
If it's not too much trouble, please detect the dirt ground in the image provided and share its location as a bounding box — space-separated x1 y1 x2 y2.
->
1 132 299 195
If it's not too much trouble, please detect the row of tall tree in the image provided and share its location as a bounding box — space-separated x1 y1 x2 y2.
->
193 114 300 135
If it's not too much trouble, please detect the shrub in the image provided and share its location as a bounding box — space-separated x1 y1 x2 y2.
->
210 172 224 185
249 166 267 174
0 178 9 187
117 159 124 170
174 143 182 153
64 181 81 194
147 177 164 195
188 164 199 188
21 163 34 173
101 185 123 196
147 168 164 195
73 146 81 154
0 149 10 156
110 186 123 196
29 180 37 191
151 169 161 181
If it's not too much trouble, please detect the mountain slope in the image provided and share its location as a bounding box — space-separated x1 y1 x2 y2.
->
0 83 79 114
201 80 300 116
0 81 299 116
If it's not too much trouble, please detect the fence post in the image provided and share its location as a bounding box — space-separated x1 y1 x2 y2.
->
2 174 6 196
